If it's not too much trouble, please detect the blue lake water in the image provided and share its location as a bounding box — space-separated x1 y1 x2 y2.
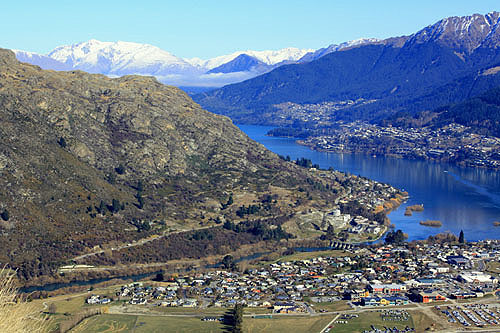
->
238 124 500 241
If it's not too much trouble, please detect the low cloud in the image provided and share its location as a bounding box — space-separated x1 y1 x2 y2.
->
156 71 260 87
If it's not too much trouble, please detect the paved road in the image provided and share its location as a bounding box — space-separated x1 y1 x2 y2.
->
319 313 339 333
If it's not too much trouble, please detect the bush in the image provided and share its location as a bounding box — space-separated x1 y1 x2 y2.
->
57 137 67 148
114 164 125 175
0 209 9 221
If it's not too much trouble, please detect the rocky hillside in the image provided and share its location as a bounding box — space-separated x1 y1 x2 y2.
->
0 48 360 280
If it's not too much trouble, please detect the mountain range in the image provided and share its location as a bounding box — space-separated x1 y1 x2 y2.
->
193 11 500 125
14 40 314 88
13 38 381 88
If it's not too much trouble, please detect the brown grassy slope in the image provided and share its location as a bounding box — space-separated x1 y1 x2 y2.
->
0 49 343 280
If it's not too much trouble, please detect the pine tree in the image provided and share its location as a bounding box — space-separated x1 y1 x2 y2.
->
57 137 67 148
459 230 465 244
112 199 121 213
232 304 243 333
0 209 9 221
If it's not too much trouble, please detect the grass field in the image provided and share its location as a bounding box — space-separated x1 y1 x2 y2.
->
151 306 228 315
311 300 351 312
71 314 225 332
71 314 137 332
244 315 334 333
30 285 121 331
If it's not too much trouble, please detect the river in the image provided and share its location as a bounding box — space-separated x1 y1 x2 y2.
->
238 124 500 241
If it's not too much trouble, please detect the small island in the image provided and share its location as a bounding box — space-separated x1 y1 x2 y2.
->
404 204 424 216
420 220 442 227
494 221 500 226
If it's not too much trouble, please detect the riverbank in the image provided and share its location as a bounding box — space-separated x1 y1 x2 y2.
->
19 239 343 295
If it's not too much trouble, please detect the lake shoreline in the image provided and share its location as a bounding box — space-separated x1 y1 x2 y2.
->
240 124 500 242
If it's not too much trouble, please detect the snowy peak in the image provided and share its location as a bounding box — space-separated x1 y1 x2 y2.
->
299 38 380 62
408 11 500 53
243 47 314 65
14 40 317 87
14 50 72 71
186 47 313 70
47 39 194 75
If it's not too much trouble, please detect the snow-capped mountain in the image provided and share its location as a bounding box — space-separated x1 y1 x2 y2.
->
407 11 500 53
14 50 72 71
47 39 196 76
186 47 313 70
298 38 381 62
12 40 353 87
14 40 316 87
193 11 500 125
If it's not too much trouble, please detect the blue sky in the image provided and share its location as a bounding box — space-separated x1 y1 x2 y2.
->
2 0 499 59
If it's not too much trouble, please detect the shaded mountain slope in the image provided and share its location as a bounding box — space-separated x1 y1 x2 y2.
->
390 84 500 137
194 12 500 124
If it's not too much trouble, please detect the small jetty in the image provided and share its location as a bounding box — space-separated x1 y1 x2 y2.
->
420 220 442 227
404 204 424 216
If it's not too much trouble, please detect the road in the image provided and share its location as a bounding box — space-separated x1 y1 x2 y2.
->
106 296 500 332
71 225 215 262
319 313 339 333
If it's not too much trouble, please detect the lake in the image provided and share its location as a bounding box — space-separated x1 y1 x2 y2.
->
238 124 500 241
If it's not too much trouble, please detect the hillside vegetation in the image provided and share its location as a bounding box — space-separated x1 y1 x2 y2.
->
0 49 370 282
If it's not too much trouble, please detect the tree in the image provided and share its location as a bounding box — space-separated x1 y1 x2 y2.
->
137 195 144 209
0 209 9 221
338 230 349 242
232 304 243 333
320 224 335 240
385 229 407 245
96 201 106 215
459 230 465 244
221 193 233 210
136 180 144 193
153 272 164 282
106 172 116 184
57 137 67 148
221 255 235 270
135 181 144 209
111 199 121 213
115 164 125 175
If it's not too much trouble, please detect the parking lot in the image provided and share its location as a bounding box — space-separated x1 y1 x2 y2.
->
437 304 500 328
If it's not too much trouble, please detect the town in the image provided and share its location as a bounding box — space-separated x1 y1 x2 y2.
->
300 122 500 170
85 238 500 331
266 100 500 170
